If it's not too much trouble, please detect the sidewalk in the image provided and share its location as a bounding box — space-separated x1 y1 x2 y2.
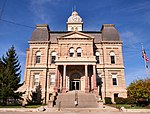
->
0 108 37 112
46 105 119 112
0 105 149 113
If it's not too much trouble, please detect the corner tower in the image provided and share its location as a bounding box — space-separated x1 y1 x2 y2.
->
67 11 83 31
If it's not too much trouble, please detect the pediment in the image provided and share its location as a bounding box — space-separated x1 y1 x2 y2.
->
57 31 94 39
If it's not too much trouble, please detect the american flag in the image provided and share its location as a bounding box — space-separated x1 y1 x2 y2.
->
142 49 149 62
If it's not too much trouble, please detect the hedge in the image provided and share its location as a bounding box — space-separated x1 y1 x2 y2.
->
104 97 112 104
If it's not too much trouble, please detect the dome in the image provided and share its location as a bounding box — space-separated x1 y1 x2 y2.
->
67 11 83 23
72 11 78 16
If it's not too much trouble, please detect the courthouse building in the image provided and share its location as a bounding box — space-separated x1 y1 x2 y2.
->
22 11 127 104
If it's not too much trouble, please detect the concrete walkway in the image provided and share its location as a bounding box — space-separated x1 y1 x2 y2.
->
0 105 149 113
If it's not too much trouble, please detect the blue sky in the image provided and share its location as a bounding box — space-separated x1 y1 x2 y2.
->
0 0 150 86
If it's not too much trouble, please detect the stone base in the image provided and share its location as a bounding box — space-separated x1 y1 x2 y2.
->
54 87 58 92
48 100 53 108
85 87 89 93
93 87 98 93
62 87 66 93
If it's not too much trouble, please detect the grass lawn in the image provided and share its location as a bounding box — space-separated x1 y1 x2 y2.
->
0 104 43 108
107 104 150 109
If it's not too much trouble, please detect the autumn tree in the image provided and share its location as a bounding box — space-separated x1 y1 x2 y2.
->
127 78 150 100
0 46 22 105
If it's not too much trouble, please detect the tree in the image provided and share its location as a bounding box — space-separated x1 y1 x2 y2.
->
127 78 150 100
0 46 22 105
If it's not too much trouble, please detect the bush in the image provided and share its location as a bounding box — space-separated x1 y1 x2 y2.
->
114 97 136 104
136 98 149 107
126 97 136 104
114 97 126 104
105 97 112 104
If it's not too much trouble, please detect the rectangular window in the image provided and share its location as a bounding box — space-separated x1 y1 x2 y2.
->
111 56 115 64
77 53 81 57
112 78 117 85
112 74 118 86
70 53 74 57
96 56 99 64
114 93 118 98
34 74 39 86
36 56 40 63
51 56 56 64
50 75 55 85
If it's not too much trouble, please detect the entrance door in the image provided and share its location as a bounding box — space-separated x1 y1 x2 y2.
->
71 80 80 90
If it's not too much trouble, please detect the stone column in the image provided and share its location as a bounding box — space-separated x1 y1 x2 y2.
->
62 65 66 93
93 65 97 93
57 69 60 90
85 65 89 93
54 65 58 92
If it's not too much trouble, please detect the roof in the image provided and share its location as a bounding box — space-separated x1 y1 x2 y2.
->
101 24 120 41
29 24 121 43
29 24 49 41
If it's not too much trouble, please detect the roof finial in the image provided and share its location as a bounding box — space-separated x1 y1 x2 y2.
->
74 5 76 11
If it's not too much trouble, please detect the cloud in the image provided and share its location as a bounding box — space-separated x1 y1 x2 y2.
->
29 0 61 23
119 1 150 13
121 31 141 50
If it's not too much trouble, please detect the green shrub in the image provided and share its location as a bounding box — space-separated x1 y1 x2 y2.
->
114 97 126 104
126 97 136 104
136 98 149 107
105 97 112 104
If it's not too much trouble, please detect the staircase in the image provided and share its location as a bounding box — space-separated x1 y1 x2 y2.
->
54 91 99 108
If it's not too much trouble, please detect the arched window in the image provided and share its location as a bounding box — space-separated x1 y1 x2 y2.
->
36 52 41 63
69 47 74 57
77 48 82 57
95 52 100 64
51 51 56 64
110 52 115 64
75 27 78 31
71 27 74 31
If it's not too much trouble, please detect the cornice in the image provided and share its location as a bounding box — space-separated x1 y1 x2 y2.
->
28 41 50 44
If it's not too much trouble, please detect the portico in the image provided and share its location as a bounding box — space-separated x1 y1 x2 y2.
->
54 64 97 93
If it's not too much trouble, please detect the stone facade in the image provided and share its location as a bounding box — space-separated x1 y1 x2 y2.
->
21 11 127 104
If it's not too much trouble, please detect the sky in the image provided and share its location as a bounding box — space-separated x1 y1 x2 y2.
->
0 0 150 86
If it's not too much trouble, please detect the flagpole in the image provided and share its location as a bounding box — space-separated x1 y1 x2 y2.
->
142 43 149 79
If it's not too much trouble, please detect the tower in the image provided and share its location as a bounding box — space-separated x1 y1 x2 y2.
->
67 11 83 31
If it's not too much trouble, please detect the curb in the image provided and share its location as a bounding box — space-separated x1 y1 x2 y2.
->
120 107 150 113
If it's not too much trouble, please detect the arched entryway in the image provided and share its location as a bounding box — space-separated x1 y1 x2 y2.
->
70 73 81 90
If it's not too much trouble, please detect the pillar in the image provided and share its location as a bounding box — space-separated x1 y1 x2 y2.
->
85 65 89 93
54 65 58 92
93 65 97 93
62 65 66 93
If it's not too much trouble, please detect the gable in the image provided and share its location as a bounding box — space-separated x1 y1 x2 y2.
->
57 31 94 39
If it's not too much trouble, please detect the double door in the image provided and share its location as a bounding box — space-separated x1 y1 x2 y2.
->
71 80 80 90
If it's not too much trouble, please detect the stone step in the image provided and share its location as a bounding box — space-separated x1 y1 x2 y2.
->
54 91 100 108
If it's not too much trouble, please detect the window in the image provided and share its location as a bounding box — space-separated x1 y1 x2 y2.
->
36 52 41 63
114 93 118 98
75 27 78 31
77 48 82 57
71 27 74 31
69 47 74 57
112 74 118 86
110 52 115 64
50 75 55 85
34 74 39 86
96 52 100 64
51 51 56 64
